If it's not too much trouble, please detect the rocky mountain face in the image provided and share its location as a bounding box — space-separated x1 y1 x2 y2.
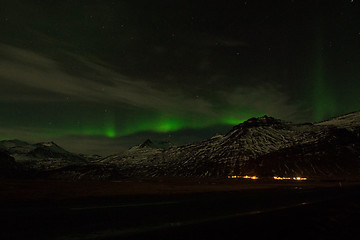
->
1 112 360 180
0 140 87 175
137 139 174 149
83 112 358 180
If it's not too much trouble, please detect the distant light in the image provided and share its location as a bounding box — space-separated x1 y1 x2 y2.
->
228 175 258 180
228 176 307 181
273 176 291 180
273 176 307 181
293 177 307 181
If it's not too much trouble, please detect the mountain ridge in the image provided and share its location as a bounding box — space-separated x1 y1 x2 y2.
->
97 111 360 179
1 111 360 180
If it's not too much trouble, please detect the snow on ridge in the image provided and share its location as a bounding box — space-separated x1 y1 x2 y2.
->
41 142 54 147
315 111 360 129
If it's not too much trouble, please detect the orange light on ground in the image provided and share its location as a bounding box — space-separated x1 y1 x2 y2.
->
273 176 291 180
293 177 307 181
241 175 259 179
228 175 258 179
274 176 307 180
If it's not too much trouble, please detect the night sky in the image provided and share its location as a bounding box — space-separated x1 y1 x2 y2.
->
1 0 360 155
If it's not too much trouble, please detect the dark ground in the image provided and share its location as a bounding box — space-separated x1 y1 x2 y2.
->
0 179 360 240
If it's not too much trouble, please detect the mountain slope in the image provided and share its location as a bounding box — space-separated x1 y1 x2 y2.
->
0 140 87 171
100 113 360 179
3 112 360 180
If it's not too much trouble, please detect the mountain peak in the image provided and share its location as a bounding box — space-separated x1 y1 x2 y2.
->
136 139 174 149
239 115 284 128
33 141 70 154
139 139 153 148
0 139 30 149
38 141 58 147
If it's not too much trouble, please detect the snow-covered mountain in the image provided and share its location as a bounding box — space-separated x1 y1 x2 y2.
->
0 140 87 171
315 111 360 133
2 111 360 180
137 139 174 149
98 113 360 179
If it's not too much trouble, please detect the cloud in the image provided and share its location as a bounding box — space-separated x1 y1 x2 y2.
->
0 43 213 114
0 43 307 127
220 84 310 122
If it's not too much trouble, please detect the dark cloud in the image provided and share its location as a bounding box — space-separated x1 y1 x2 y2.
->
221 84 310 122
0 43 302 117
0 44 213 114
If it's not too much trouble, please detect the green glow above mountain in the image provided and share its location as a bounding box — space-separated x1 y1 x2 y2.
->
312 22 337 121
70 110 261 138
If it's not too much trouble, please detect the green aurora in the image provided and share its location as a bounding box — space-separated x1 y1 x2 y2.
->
1 0 359 154
0 101 263 140
78 111 261 138
312 21 337 121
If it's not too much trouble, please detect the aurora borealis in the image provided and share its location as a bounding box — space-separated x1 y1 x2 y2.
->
1 0 360 154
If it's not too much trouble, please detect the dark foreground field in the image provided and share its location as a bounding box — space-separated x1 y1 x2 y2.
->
1 179 360 240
